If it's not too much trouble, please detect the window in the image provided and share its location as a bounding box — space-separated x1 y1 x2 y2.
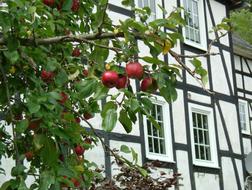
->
143 97 173 162
239 100 250 134
189 104 218 168
138 0 156 21
181 0 207 50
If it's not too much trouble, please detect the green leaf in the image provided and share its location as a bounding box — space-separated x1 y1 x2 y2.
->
3 51 19 64
138 167 148 177
141 97 153 110
190 58 201 68
75 78 98 98
120 145 131 154
141 56 164 65
7 36 20 52
55 70 68 87
33 134 46 150
16 119 28 134
39 170 55 190
102 108 117 132
18 178 29 190
119 109 132 133
11 164 26 177
27 100 40 114
28 6 36 14
122 0 133 6
131 147 138 164
62 0 73 11
93 85 109 101
159 85 177 102
40 138 58 167
101 101 117 117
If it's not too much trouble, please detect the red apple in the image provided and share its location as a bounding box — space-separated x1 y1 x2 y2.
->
125 61 144 79
25 151 34 161
101 71 119 88
71 178 80 187
41 70 54 82
59 92 68 104
72 47 81 57
82 69 88 77
28 119 41 130
140 77 158 92
75 117 81 123
43 0 55 7
116 75 128 89
83 112 93 120
71 0 80 12
74 145 85 156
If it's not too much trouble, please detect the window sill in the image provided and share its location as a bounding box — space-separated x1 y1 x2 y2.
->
241 131 252 136
183 40 208 52
146 154 175 164
193 161 219 169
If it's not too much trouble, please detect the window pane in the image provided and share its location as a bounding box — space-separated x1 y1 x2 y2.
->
199 129 204 144
147 120 152 135
146 104 166 155
160 139 166 154
195 145 200 159
206 146 211 160
194 128 198 143
192 112 212 161
148 137 153 153
154 138 159 153
204 130 210 145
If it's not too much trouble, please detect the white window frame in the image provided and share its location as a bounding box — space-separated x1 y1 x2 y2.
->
143 96 174 162
189 103 218 168
238 99 250 134
180 0 207 51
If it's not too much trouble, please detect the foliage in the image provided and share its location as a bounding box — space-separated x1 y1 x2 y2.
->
230 1 252 44
0 0 227 189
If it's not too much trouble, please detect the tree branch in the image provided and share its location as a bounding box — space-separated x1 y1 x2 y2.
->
0 32 124 46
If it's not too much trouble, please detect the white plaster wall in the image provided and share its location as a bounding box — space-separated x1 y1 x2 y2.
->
188 92 211 105
211 46 232 95
164 0 177 16
209 0 229 46
234 55 242 71
107 9 129 25
243 138 252 155
215 104 229 151
236 73 243 89
219 101 241 154
176 150 191 190
235 159 245 189
238 91 244 98
245 94 252 101
242 59 252 74
85 140 105 171
172 90 187 144
185 51 209 89
109 0 130 9
194 173 220 190
244 76 252 92
223 50 234 92
222 157 240 190
109 140 142 177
